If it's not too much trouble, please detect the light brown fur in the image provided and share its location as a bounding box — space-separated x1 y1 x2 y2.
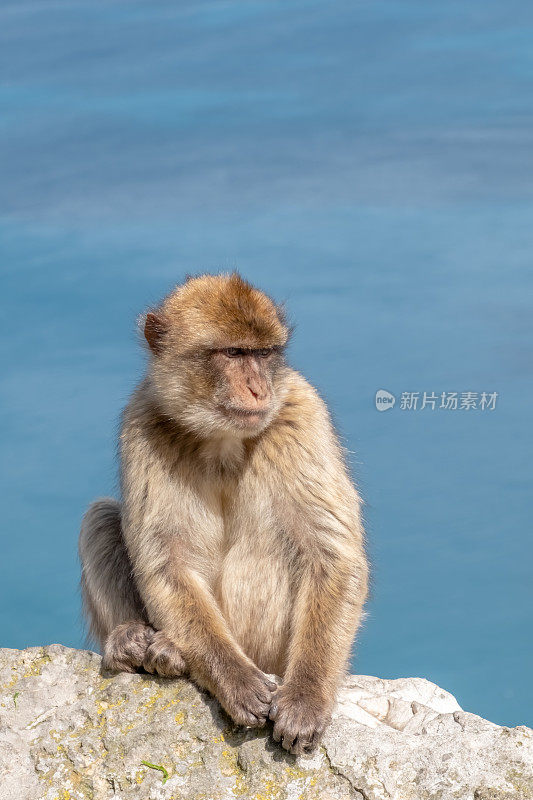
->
79 273 368 755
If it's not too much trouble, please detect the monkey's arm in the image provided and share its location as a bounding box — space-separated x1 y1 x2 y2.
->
288 494 367 693
270 522 367 754
134 557 277 726
270 535 366 752
119 425 276 727
266 389 369 754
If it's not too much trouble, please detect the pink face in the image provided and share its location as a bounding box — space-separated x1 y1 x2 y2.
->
210 347 279 430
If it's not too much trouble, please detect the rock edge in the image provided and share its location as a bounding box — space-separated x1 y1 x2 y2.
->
0 645 531 800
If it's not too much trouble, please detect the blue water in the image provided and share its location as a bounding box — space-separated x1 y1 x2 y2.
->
1 1 532 728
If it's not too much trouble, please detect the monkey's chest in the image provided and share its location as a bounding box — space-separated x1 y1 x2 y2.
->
215 534 292 675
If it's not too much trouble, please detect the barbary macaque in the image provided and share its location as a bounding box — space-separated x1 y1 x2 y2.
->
79 273 368 755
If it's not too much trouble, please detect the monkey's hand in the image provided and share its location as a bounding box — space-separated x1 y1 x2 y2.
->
269 682 332 755
143 631 187 678
213 661 277 728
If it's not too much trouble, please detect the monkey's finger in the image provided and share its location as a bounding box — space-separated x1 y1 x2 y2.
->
289 737 303 756
268 702 278 721
252 700 271 717
252 715 268 728
282 732 297 752
292 736 315 756
303 732 318 754
254 675 277 700
254 688 274 704
272 721 282 742
241 711 263 727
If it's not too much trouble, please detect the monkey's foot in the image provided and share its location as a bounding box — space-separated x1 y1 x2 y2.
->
102 621 155 673
269 683 332 755
142 631 187 677
216 663 277 728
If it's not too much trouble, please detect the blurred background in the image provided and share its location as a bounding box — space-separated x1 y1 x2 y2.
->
1 0 532 728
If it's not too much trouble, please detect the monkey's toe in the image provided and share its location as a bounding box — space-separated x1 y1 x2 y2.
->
103 621 155 672
143 631 186 677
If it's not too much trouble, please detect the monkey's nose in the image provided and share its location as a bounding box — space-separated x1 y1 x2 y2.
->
246 382 268 404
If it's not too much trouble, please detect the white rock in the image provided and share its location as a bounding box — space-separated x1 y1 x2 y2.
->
0 645 531 800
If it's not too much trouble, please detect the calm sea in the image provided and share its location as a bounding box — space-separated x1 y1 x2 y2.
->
1 0 532 727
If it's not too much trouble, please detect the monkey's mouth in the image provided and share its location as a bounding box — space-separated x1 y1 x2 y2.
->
218 404 269 424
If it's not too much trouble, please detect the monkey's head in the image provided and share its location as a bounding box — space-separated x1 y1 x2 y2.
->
143 273 291 438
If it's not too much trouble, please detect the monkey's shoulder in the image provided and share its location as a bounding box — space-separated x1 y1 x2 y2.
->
272 368 334 432
120 380 159 438
257 369 346 469
119 379 192 458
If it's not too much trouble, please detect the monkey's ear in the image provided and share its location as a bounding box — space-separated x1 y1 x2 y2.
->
144 311 167 354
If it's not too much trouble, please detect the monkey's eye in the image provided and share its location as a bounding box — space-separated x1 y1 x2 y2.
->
258 348 272 358
225 347 244 357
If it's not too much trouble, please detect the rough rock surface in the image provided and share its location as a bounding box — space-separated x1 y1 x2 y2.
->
0 646 531 800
